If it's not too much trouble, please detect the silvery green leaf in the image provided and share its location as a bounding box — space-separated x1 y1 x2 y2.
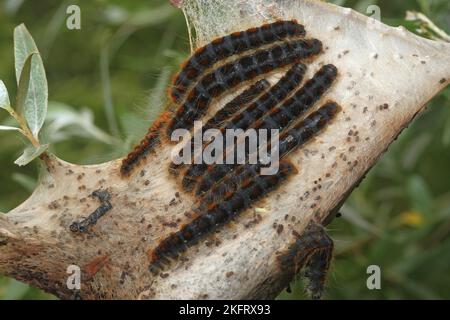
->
14 24 38 83
14 143 49 166
14 24 48 139
0 80 12 111
16 52 35 118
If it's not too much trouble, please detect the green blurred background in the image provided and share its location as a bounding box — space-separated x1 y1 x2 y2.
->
0 0 449 299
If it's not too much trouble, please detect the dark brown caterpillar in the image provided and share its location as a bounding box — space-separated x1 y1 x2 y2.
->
252 64 337 132
167 39 322 135
197 162 271 211
149 103 340 271
277 102 340 156
121 111 172 176
183 64 337 192
203 79 270 132
190 65 337 194
116 20 344 280
170 20 306 103
148 160 297 272
278 222 333 300
181 63 307 190
196 102 340 195
70 189 112 233
169 79 270 174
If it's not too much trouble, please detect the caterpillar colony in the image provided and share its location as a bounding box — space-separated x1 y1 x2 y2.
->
120 20 342 299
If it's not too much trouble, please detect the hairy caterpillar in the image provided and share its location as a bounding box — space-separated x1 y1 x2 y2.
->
195 102 341 195
168 39 322 134
169 79 270 174
277 222 333 300
149 160 297 272
117 20 344 280
70 189 112 233
183 64 338 194
121 111 172 176
170 20 306 103
181 63 307 190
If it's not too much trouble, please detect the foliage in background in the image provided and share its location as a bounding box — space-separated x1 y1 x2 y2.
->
0 0 449 299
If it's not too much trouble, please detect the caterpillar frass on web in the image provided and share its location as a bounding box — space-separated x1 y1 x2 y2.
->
167 38 323 135
170 20 306 104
